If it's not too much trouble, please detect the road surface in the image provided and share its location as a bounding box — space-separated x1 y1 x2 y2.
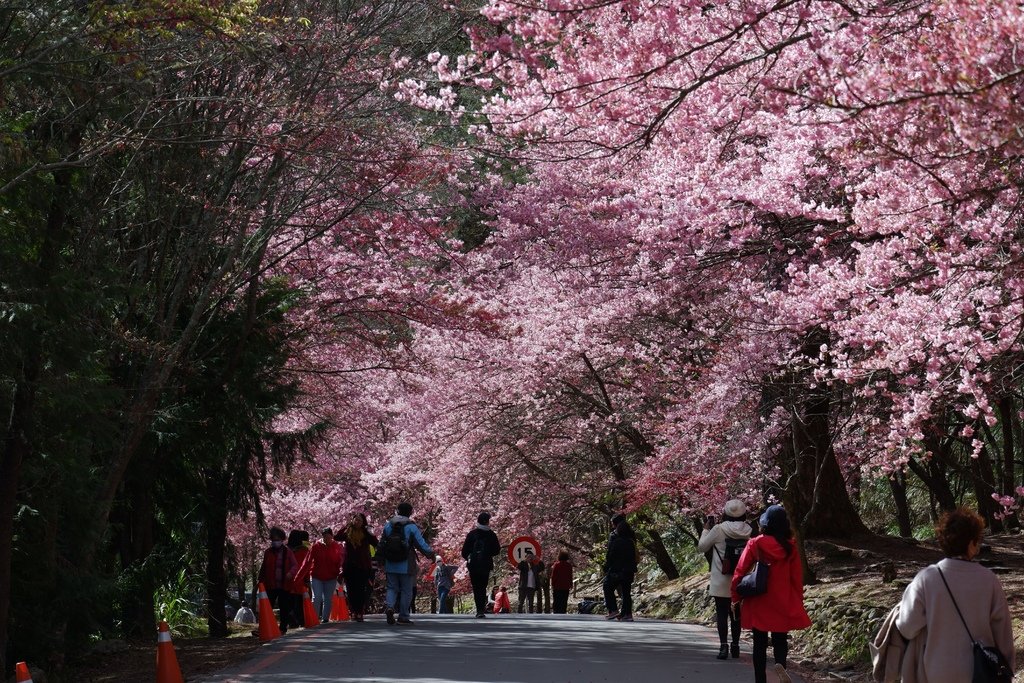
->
201 613 805 682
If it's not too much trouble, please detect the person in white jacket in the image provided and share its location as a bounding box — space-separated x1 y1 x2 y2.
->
698 499 752 660
896 507 1014 683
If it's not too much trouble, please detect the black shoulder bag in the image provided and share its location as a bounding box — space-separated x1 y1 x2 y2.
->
735 545 770 598
935 566 1012 683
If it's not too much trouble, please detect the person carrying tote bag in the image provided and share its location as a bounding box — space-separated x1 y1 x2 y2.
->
895 507 1014 683
730 505 811 683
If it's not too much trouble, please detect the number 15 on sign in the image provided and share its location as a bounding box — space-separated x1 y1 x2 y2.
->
507 536 542 566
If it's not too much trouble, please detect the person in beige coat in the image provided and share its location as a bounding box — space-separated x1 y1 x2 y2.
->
896 507 1014 683
698 499 752 660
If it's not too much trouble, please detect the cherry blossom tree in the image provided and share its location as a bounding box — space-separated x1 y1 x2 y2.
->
380 0 1024 565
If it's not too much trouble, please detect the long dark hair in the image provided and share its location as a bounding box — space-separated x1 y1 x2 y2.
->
286 529 308 550
346 513 369 547
761 507 793 557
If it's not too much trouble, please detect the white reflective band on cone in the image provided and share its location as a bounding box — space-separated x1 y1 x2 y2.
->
158 632 172 643
258 591 268 599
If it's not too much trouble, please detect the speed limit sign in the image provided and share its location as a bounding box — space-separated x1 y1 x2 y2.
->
507 536 542 566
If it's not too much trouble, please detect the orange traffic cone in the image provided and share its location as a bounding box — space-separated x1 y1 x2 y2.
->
156 621 184 683
256 582 282 642
331 585 351 621
15 662 33 683
302 591 319 628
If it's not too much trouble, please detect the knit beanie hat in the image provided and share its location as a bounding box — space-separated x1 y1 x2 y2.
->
759 505 787 531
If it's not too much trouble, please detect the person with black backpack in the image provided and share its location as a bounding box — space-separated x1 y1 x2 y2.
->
603 513 638 621
379 502 433 625
698 499 752 660
461 511 501 618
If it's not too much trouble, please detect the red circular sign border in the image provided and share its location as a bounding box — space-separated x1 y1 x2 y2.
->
507 535 542 566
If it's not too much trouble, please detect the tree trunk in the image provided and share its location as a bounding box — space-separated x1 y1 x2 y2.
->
971 443 1003 532
779 382 869 539
639 527 679 580
794 529 816 585
114 470 157 637
205 469 230 638
910 434 958 513
998 397 1019 529
0 374 38 679
889 471 914 538
767 330 868 542
0 171 67 676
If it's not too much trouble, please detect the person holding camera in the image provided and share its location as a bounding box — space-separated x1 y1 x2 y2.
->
698 499 752 659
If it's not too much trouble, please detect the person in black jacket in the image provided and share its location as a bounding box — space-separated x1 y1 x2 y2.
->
603 513 638 621
461 512 502 618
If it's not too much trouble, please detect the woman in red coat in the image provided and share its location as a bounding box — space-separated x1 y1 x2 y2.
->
549 550 574 614
730 505 810 683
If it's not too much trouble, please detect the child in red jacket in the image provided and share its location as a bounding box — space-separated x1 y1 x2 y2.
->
493 585 512 614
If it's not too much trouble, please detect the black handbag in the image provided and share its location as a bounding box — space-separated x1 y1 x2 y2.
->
936 567 1013 683
736 548 770 598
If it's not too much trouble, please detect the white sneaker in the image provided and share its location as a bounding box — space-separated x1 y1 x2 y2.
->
774 663 792 683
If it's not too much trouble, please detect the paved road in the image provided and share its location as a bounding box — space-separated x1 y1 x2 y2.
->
201 614 805 682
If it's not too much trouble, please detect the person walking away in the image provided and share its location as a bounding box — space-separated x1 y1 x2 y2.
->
895 507 1014 683
603 514 638 621
286 529 311 628
699 499 752 659
434 554 457 613
380 502 433 625
550 549 574 614
461 511 502 618
493 585 512 613
730 505 810 683
340 513 377 622
258 526 298 634
299 527 345 623
517 549 543 613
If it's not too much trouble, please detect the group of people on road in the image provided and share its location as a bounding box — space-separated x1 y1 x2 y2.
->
261 497 1014 683
259 505 577 628
258 512 379 633
699 499 1015 683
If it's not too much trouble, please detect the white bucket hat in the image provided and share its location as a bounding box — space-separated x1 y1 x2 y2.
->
723 499 747 518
